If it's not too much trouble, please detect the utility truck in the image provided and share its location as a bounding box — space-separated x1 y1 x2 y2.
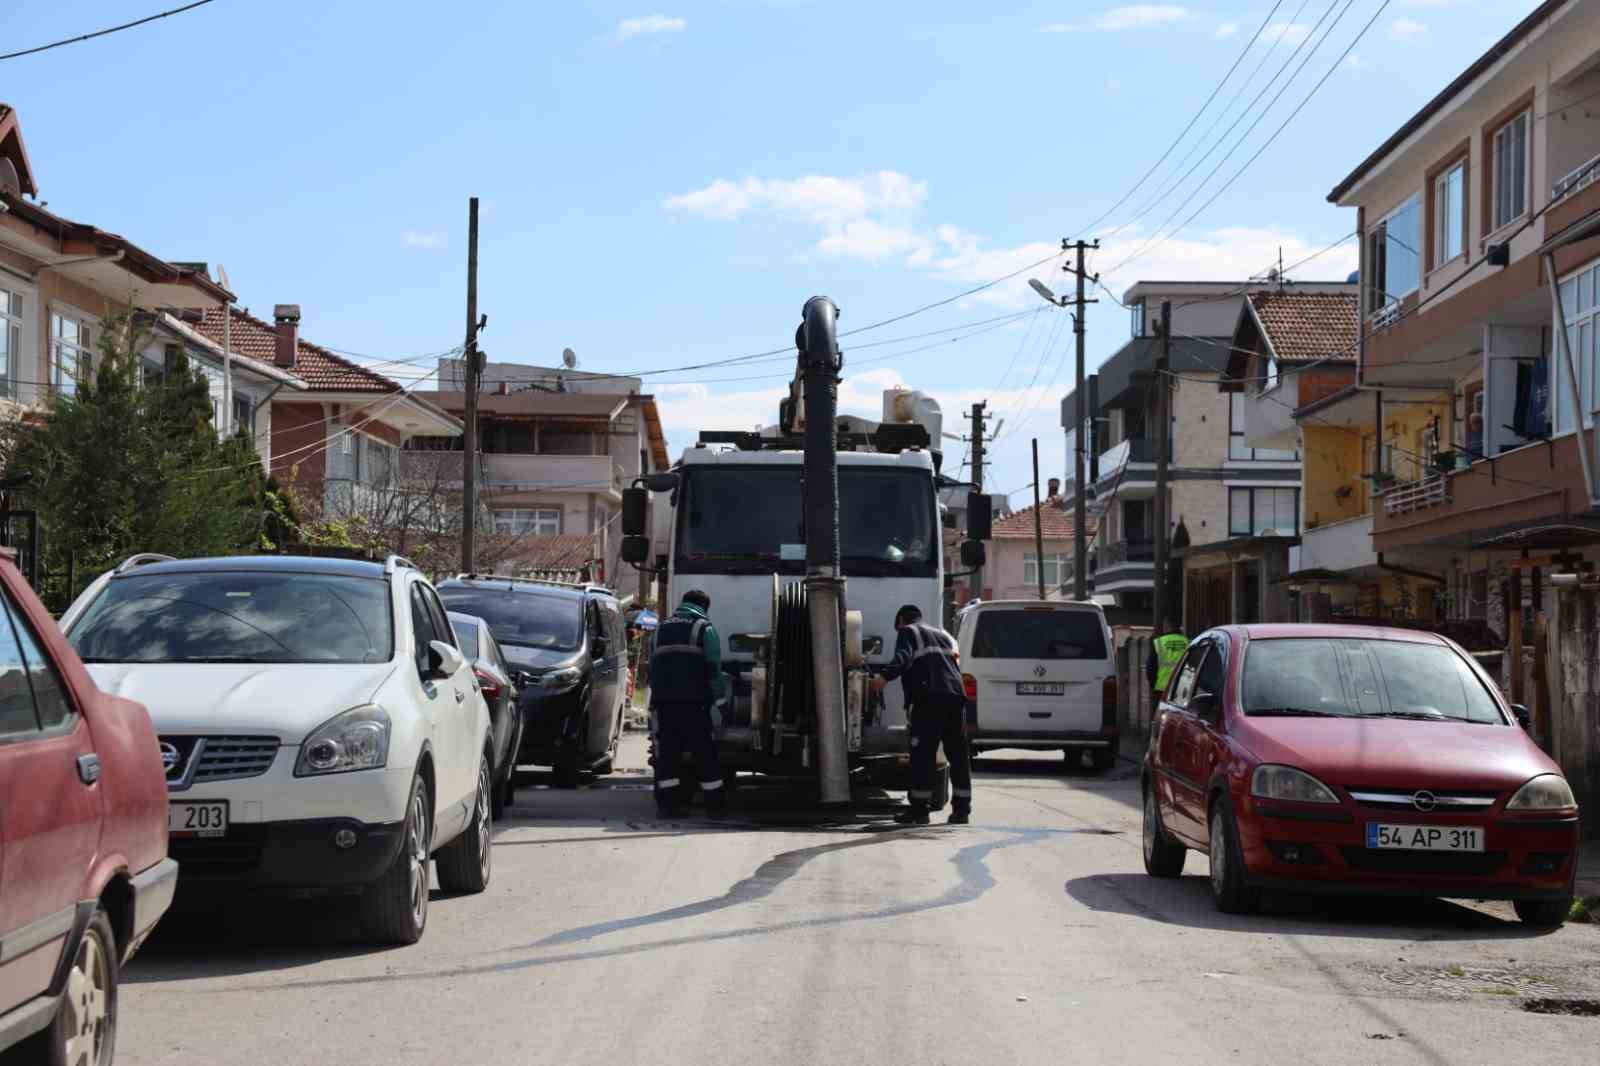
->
621 298 990 805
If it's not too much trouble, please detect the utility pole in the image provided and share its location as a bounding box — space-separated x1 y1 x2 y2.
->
461 197 482 574
1068 238 1098 602
1152 299 1173 631
1032 438 1046 602
968 401 987 602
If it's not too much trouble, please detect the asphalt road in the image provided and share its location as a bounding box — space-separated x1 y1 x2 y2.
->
106 734 1599 1066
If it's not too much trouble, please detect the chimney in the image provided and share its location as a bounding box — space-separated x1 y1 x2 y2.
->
1047 477 1061 499
497 381 510 396
273 304 301 369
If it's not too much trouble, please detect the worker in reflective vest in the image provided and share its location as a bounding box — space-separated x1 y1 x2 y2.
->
649 590 726 818
1146 621 1188 699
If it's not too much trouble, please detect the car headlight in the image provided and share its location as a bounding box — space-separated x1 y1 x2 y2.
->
1251 764 1339 804
1506 774 1577 811
540 667 583 691
295 705 391 776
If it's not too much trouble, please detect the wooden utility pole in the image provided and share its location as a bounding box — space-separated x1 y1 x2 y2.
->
968 401 987 601
461 197 482 574
1067 239 1099 601
1032 437 1046 601
1152 299 1173 631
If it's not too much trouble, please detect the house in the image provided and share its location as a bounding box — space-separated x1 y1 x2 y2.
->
1061 279 1354 628
415 359 670 593
982 481 1094 601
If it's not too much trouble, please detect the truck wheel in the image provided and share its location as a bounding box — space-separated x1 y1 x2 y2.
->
31 905 118 1066
438 756 493 894
361 773 431 945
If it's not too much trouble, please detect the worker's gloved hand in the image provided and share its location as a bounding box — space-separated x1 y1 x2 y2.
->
869 676 888 693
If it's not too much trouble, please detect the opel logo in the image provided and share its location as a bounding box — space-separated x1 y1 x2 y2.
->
159 742 181 773
1412 790 1437 812
1034 665 1047 678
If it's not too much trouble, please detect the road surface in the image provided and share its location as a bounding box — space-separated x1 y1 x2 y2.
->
107 734 1599 1065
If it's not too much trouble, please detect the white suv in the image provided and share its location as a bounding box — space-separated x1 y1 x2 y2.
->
60 553 494 945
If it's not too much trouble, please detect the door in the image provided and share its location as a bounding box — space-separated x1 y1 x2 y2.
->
1154 644 1206 844
0 584 101 1014
966 606 1111 738
583 601 617 760
422 583 477 814
484 629 520 774
1177 640 1228 848
601 602 627 750
408 583 467 839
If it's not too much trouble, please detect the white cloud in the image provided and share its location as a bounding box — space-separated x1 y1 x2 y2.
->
614 14 686 42
1260 22 1311 46
816 219 931 261
1214 22 1238 39
401 231 443 250
1390 18 1427 39
1041 5 1191 33
665 171 927 227
1092 224 1360 297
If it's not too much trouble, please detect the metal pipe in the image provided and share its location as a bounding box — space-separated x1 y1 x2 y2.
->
798 296 850 806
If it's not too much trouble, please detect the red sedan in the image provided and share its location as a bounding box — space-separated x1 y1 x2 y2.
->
1142 624 1579 926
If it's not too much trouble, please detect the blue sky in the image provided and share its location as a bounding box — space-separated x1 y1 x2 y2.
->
7 0 1543 499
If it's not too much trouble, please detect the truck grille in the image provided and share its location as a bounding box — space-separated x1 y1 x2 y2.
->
161 736 279 790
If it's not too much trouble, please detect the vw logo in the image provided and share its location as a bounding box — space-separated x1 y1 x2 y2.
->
159 742 181 773
1412 790 1437 812
1034 665 1047 678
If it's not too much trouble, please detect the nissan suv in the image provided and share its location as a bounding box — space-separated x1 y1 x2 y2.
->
60 554 495 945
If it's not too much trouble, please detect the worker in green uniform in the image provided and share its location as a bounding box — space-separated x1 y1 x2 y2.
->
1146 620 1188 701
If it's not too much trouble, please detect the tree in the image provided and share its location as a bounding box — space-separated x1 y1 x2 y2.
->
1 306 269 598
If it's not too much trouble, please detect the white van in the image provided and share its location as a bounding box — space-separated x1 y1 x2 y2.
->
954 600 1119 770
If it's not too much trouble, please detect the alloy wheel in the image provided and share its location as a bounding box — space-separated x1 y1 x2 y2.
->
475 761 492 883
409 784 431 932
1209 809 1226 897
62 925 109 1066
1143 790 1158 864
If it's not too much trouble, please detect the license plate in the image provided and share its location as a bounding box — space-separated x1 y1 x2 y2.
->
1016 682 1065 695
169 801 228 838
1366 823 1483 852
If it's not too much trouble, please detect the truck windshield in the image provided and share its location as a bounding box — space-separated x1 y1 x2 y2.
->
677 465 937 577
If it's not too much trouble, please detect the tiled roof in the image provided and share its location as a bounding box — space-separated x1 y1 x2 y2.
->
1248 291 1359 363
192 308 402 394
504 534 595 571
990 496 1095 540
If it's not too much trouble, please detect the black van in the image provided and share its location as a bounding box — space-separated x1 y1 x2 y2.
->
435 577 627 786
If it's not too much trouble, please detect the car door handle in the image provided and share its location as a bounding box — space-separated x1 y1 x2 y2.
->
77 753 101 785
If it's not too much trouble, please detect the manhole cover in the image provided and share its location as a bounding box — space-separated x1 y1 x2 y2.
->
1523 998 1600 1017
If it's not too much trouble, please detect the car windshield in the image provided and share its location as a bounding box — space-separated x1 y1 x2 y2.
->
437 588 582 651
68 571 393 664
1241 637 1504 724
451 620 481 660
677 465 937 577
971 609 1107 659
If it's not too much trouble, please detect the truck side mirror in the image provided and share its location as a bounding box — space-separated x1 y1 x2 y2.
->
621 536 650 565
960 540 985 567
622 487 648 537
643 472 680 492
967 492 992 541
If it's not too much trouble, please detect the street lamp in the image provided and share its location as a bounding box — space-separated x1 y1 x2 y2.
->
1028 279 1063 305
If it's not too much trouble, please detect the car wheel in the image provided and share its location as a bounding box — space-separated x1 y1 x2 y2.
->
361 772 431 945
1513 897 1572 928
1208 800 1260 915
438 755 494 895
1090 746 1116 772
1061 748 1080 772
1142 786 1186 878
32 905 118 1066
553 704 591 788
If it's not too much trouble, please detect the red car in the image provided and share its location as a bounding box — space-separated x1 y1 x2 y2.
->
1142 624 1579 927
0 552 176 1064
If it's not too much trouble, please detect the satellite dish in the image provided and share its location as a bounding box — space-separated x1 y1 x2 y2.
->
562 347 577 369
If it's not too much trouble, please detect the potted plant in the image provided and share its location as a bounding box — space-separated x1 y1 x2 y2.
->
1432 450 1456 473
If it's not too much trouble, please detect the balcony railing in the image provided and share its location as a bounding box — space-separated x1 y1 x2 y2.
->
1552 152 1600 205
1099 539 1155 566
1381 474 1450 517
1097 437 1163 475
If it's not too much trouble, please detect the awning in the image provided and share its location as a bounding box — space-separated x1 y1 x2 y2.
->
1273 567 1358 586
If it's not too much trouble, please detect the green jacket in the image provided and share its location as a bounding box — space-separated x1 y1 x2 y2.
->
671 601 726 703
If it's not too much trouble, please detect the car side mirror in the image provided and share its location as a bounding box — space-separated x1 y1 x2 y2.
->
960 540 986 567
426 640 465 681
622 487 648 537
1191 689 1220 722
1510 703 1531 730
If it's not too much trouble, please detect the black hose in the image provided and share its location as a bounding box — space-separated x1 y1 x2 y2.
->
800 297 841 574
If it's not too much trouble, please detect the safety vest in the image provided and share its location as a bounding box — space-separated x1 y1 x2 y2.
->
1153 633 1188 691
651 615 711 707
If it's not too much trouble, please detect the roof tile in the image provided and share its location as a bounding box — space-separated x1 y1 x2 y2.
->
1248 291 1359 364
990 496 1095 540
191 307 402 393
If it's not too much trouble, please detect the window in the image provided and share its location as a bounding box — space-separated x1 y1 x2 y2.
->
0 286 20 399
1464 382 1485 456
1367 195 1422 312
1194 642 1225 700
436 587 582 651
970 608 1107 660
0 591 41 738
340 429 355 455
1023 551 1069 588
1492 110 1530 231
1241 637 1501 723
451 619 481 660
410 585 441 676
1262 355 1280 392
492 508 562 536
1229 487 1299 537
233 395 254 434
1130 301 1145 339
1169 648 1203 705
1229 393 1298 461
4 593 74 730
1555 260 1600 437
51 311 94 396
1433 160 1465 265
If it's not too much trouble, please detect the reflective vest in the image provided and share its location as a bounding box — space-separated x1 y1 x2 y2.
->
651 616 711 707
1153 633 1188 691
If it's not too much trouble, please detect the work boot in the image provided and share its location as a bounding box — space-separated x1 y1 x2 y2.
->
947 809 971 825
894 805 930 826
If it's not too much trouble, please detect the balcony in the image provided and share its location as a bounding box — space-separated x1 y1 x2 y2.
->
1298 515 1374 573
1551 151 1600 205
1380 474 1450 517
482 453 623 496
1093 437 1163 499
1099 539 1155 567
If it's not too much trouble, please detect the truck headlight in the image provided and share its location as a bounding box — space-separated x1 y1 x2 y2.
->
540 667 583 692
1505 774 1577 811
295 705 390 776
1251 764 1339 804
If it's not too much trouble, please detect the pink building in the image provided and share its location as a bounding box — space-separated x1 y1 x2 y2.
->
982 481 1094 601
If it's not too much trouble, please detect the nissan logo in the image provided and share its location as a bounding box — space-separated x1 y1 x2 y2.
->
159 742 181 773
1412 790 1438 812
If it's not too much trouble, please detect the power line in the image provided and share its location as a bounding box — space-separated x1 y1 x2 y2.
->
0 0 218 62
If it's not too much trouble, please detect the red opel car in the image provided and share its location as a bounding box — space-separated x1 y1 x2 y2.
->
1142 624 1579 927
0 552 176 1064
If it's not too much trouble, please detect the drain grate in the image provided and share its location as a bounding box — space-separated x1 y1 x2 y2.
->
1523 998 1600 1017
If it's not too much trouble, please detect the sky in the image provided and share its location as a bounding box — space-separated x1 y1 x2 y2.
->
5 0 1547 502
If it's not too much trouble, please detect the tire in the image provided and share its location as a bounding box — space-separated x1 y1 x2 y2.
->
1513 897 1572 928
438 756 493 895
27 905 118 1066
1208 800 1260 915
1090 746 1116 772
1061 748 1080 772
361 772 431 945
1142 785 1187 878
553 704 591 789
